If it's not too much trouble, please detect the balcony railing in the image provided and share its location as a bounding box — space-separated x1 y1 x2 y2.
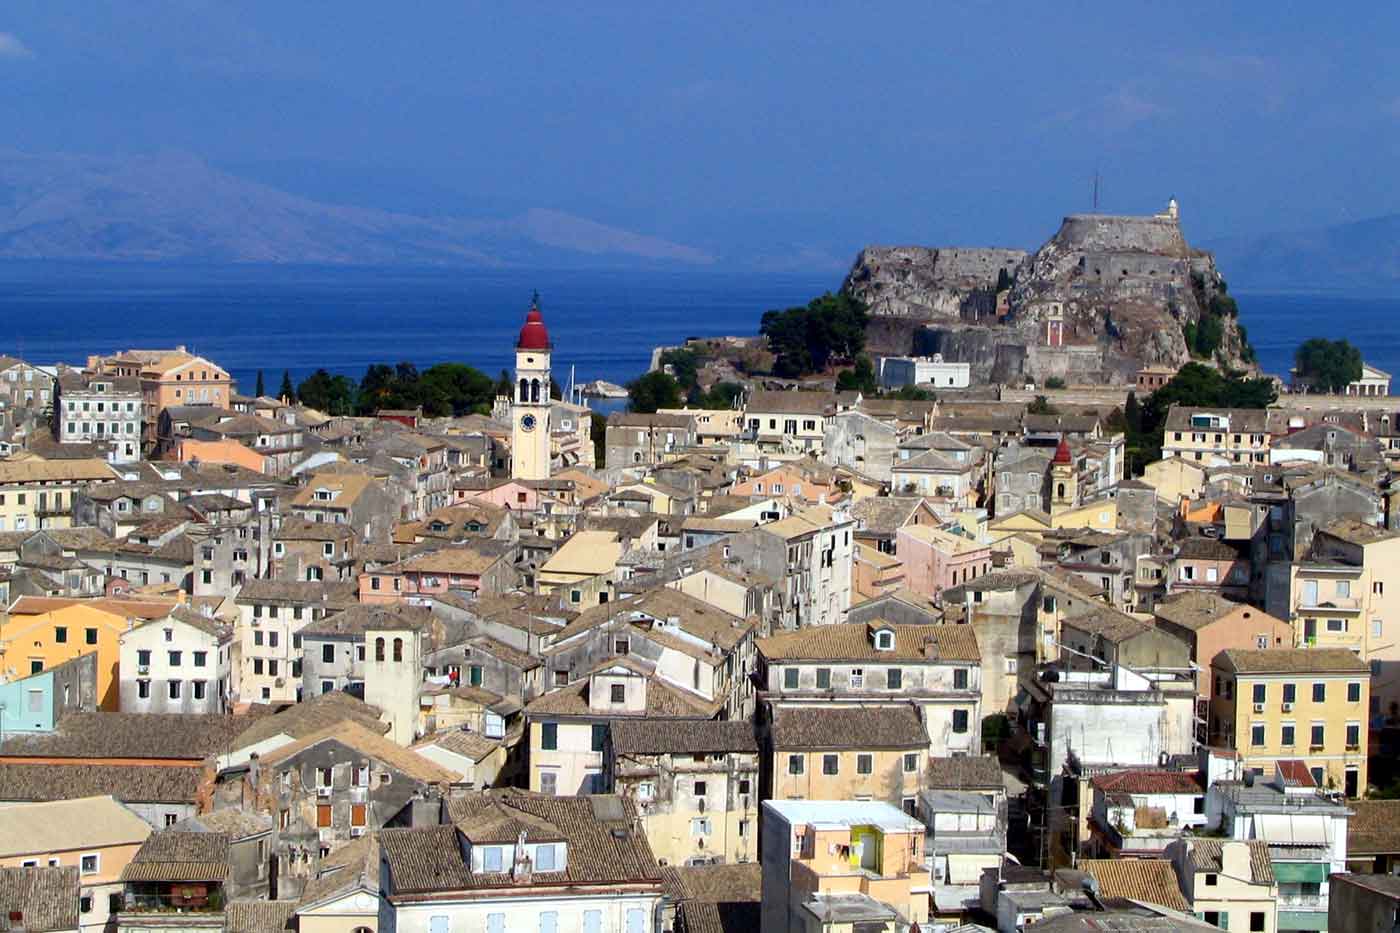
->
1277 892 1325 909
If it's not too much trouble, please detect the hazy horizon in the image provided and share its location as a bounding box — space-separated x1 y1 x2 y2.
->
4 2 1397 270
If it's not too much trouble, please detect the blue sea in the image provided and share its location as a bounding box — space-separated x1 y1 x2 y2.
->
0 262 1392 395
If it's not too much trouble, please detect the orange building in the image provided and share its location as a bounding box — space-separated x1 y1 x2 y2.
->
0 595 177 710
89 347 235 443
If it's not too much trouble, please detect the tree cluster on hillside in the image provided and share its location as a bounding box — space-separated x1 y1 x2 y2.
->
1125 362 1277 469
1295 337 1363 393
650 347 746 411
760 292 868 379
1183 276 1244 360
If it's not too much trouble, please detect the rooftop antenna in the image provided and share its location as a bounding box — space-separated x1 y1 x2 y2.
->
1092 168 1101 212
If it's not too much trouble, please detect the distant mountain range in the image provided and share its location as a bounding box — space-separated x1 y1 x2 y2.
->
1206 214 1400 292
0 150 715 268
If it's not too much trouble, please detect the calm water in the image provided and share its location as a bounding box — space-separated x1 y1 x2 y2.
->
0 262 1392 393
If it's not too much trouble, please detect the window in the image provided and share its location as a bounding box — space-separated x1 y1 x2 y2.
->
80 895 92 914
539 912 558 933
375 637 385 661
1250 912 1265 932
193 680 206 700
1347 722 1361 748
903 752 918 773
1281 724 1295 746
193 651 206 667
1338 579 1351 597
168 680 181 700
254 631 264 646
610 683 626 704
1311 723 1326 747
168 650 182 666
591 723 607 752
816 667 831 689
1313 682 1326 703
1283 682 1296 704
80 853 99 875
1348 681 1362 703
1252 683 1266 704
253 658 264 675
788 754 804 775
535 843 556 871
85 628 97 645
614 637 630 655
690 817 712 836
54 625 67 643
954 668 968 690
783 668 799 690
692 780 707 797
322 644 335 664
539 771 558 796
137 679 150 699
887 668 902 689
822 754 839 775
857 753 873 774
541 722 558 750
486 916 506 933
393 638 403 661
875 630 893 650
952 709 969 733
1250 723 1265 746
269 632 279 648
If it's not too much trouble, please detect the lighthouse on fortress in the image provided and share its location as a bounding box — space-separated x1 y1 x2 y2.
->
510 296 553 481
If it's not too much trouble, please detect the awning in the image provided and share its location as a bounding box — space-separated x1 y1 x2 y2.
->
1254 813 1332 845
946 853 1001 885
1273 862 1329 884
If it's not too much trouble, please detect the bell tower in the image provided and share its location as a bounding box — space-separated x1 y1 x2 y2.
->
1050 436 1078 515
511 295 553 481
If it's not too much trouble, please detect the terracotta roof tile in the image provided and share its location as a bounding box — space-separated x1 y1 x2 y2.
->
1077 858 1191 912
0 866 79 933
757 622 979 663
770 704 926 750
120 831 230 882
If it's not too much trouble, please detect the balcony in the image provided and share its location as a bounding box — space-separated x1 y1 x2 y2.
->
1295 595 1362 612
1277 892 1326 910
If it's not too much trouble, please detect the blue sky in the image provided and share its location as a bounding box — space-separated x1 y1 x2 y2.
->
3 1 1397 265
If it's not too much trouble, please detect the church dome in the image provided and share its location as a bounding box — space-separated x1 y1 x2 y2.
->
517 304 551 351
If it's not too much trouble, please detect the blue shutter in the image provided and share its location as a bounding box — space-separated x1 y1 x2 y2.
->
487 916 505 933
429 917 449 933
583 911 603 933
626 907 645 933
539 911 558 933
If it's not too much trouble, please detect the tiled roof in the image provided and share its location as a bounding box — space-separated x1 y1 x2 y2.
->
0 763 199 804
745 390 834 416
1187 839 1273 885
1077 858 1191 912
1319 517 1399 546
0 866 79 933
0 796 151 859
395 542 510 575
274 517 355 541
525 670 719 720
235 578 350 605
1151 592 1270 631
1217 647 1370 675
226 690 388 752
0 711 255 761
259 721 457 785
225 901 297 933
466 635 541 671
669 862 763 933
296 832 380 906
119 831 230 882
925 756 1005 790
417 730 502 763
757 622 979 663
1061 606 1153 644
1090 770 1202 795
175 808 273 839
770 704 927 750
676 901 761 933
1348 799 1400 856
299 602 433 638
611 720 758 756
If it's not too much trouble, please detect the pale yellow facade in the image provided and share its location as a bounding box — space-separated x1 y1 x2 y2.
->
771 747 923 808
1141 457 1207 503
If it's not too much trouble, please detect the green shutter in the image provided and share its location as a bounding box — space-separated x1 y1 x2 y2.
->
1273 862 1328 884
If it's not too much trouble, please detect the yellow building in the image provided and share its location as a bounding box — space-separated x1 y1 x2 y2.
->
1290 519 1400 718
609 719 759 867
0 795 152 933
0 458 117 531
536 529 622 608
0 596 175 710
1210 648 1370 796
1167 838 1278 933
768 705 927 811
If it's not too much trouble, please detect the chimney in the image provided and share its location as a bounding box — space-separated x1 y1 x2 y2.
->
1220 841 1252 880
511 830 533 882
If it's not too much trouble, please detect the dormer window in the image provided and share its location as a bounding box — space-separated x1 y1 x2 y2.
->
481 846 504 872
874 629 894 651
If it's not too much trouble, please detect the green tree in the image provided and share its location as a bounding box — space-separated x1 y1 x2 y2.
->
278 370 295 402
627 371 683 413
418 362 495 417
761 292 868 378
1124 391 1142 435
1045 376 1066 389
1027 396 1058 415
836 355 878 394
494 369 513 399
255 370 266 398
590 412 607 465
296 369 357 415
700 381 744 410
883 385 936 402
1295 338 1363 393
660 348 701 391
1132 362 1277 466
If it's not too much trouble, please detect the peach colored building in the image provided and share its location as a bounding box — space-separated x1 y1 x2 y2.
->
761 799 929 932
897 524 993 598
173 438 271 474
732 461 838 505
1153 592 1294 700
453 477 540 511
90 347 234 414
853 543 904 602
358 544 515 604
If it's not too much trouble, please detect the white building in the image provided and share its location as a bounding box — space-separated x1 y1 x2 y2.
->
55 370 144 463
729 505 854 629
880 354 972 390
117 607 232 714
232 579 342 704
378 791 666 933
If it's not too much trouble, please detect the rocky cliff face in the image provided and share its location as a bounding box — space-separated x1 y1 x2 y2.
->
842 205 1255 384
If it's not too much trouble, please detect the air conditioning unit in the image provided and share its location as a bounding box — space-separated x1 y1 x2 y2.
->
1253 703 1265 713
137 665 149 675
1282 702 1294 712
350 827 365 838
316 786 332 798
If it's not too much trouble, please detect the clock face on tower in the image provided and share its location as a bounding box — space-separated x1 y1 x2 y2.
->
520 414 537 432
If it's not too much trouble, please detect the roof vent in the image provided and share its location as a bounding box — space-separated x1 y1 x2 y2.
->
610 828 628 839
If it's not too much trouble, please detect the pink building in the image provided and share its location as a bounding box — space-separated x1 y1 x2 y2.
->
897 524 993 598
358 544 514 604
454 477 539 512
